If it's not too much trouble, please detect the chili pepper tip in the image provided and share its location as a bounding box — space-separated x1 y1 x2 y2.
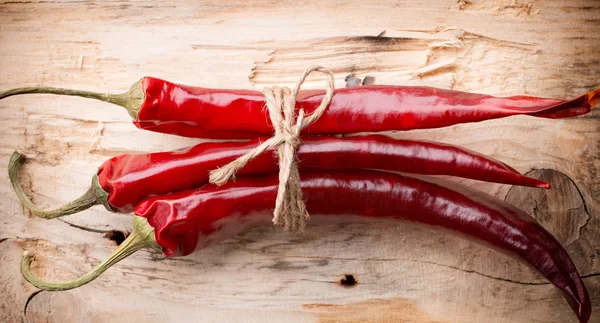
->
20 216 161 291
588 87 600 108
538 182 551 189
8 151 111 219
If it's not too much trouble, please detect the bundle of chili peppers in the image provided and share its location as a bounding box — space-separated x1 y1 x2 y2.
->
4 66 598 322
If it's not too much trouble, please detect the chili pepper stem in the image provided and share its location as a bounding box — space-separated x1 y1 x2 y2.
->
9 151 112 219
0 80 144 119
21 216 161 291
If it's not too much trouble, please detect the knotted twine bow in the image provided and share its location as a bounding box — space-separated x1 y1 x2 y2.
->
209 65 335 231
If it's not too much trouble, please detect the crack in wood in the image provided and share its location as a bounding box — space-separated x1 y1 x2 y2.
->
57 218 113 234
549 169 592 244
298 278 339 284
573 190 592 244
582 273 600 279
119 268 184 285
23 290 43 316
285 255 549 286
247 27 542 87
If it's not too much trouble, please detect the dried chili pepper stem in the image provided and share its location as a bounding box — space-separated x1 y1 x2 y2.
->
0 81 144 119
21 216 160 291
8 152 111 218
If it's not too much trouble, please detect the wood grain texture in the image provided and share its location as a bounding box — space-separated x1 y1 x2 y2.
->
0 1 599 322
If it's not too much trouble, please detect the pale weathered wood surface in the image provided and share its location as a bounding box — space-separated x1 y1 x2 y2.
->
1 1 599 322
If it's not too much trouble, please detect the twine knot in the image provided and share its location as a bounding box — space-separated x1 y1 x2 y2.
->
208 65 335 231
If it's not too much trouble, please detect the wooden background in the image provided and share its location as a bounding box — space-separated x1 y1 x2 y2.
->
1 1 599 322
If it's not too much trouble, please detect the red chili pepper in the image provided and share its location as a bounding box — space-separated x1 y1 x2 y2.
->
20 171 590 322
1 79 597 138
9 135 549 217
134 171 592 323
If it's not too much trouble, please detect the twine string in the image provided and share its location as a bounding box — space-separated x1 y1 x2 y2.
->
208 65 335 231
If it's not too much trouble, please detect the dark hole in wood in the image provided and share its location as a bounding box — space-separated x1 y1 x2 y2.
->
104 230 128 245
340 274 357 287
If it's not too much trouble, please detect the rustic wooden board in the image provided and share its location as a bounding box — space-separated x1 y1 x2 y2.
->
0 1 599 322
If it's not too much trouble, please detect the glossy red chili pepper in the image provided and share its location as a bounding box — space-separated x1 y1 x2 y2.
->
1 78 597 139
19 171 590 322
136 171 590 322
9 135 549 217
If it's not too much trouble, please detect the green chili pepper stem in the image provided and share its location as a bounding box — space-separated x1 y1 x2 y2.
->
0 80 144 119
21 216 161 291
8 151 112 219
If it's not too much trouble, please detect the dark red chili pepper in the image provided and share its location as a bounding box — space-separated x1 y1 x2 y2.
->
9 135 549 217
1 78 597 139
20 171 590 322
